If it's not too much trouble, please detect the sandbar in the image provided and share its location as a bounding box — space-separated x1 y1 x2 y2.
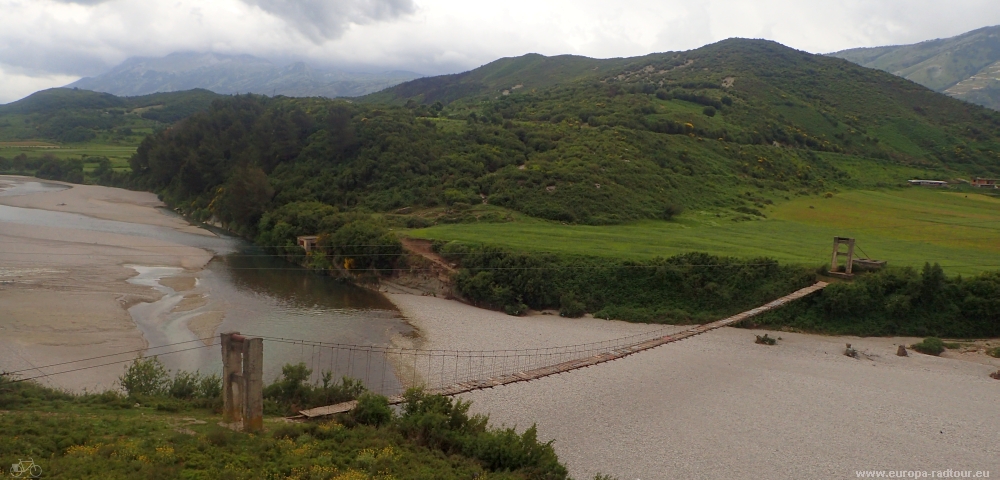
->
388 293 1000 479
0 176 216 391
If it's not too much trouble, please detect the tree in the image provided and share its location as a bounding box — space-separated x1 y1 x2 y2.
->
212 165 274 233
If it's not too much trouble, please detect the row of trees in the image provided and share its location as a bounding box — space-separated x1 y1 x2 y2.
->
758 263 1000 338
441 244 817 322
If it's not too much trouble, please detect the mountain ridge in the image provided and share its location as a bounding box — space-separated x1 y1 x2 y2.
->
66 52 423 99
829 25 1000 110
125 38 1000 231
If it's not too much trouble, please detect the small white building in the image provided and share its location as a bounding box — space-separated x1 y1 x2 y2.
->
908 179 948 187
297 235 319 253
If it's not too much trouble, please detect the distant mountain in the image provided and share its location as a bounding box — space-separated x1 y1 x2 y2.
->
66 52 422 98
829 25 1000 110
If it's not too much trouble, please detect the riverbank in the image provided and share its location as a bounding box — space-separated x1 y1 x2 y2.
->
0 177 220 391
385 292 1000 479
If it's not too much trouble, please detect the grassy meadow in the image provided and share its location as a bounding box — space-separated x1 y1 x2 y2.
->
407 188 1000 276
1 143 136 165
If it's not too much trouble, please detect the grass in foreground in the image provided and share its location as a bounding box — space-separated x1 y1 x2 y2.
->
408 188 1000 276
0 360 573 480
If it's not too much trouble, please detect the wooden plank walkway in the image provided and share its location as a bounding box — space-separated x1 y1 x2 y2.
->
296 282 828 418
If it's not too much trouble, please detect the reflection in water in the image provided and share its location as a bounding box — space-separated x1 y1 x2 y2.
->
219 247 397 311
205 250 409 391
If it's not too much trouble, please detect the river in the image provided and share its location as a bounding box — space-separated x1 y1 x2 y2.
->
0 178 410 390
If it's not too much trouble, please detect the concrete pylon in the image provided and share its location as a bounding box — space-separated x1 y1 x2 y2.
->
221 332 264 432
831 237 856 275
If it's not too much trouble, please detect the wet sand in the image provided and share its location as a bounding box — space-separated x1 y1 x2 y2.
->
0 177 221 391
0 176 211 236
388 293 1000 479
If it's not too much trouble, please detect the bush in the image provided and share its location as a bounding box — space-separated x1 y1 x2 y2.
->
263 363 365 415
271 423 303 440
116 357 221 407
118 356 169 397
205 428 233 446
987 346 1000 358
703 106 717 117
168 371 200 399
351 392 393 427
911 337 945 356
756 267 1000 338
450 248 815 325
396 388 567 478
755 334 776 345
559 293 586 318
505 302 529 316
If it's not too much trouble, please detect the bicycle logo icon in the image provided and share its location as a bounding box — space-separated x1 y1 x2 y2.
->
9 458 41 478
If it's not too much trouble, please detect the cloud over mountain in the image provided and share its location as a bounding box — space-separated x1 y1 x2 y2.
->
3 0 1000 103
241 0 416 41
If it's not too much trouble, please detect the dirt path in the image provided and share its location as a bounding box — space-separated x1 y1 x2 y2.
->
400 238 455 273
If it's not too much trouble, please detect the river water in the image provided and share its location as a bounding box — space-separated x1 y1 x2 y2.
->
0 178 410 390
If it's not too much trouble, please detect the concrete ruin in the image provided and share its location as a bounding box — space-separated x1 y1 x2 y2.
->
221 332 264 432
829 237 886 278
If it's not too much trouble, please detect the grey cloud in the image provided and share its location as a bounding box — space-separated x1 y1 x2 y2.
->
241 0 415 42
0 41 111 77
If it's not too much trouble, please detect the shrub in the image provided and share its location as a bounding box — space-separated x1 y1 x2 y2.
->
987 346 1000 358
263 363 365 415
271 423 303 440
118 356 169 397
168 371 200 399
351 392 393 427
205 428 232 446
559 293 586 318
396 388 567 478
703 106 717 117
451 248 815 325
755 334 776 345
198 373 223 399
505 302 529 316
264 362 313 408
911 337 945 356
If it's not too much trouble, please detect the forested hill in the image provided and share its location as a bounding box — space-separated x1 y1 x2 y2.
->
829 25 1000 110
0 88 221 143
361 53 632 105
128 38 1000 239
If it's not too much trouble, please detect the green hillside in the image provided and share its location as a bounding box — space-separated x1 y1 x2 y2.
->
0 88 222 145
129 39 1000 227
363 53 632 105
830 25 1000 110
21 38 1000 333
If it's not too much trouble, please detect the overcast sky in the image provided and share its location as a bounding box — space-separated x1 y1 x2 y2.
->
2 0 1000 103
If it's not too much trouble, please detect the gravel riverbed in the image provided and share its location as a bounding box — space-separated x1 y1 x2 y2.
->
388 293 1000 480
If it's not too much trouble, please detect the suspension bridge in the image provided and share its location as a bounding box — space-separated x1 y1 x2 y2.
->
2 281 829 424
293 281 828 418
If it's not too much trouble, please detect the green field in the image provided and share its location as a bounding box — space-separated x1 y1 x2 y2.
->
407 188 1000 276
1 143 136 170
